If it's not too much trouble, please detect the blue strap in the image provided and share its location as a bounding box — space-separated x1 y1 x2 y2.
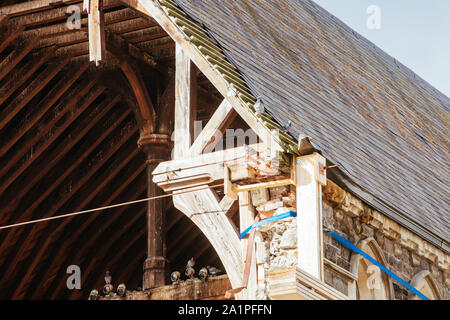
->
240 211 297 239
326 230 430 300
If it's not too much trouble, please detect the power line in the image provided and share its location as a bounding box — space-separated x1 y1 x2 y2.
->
0 183 225 231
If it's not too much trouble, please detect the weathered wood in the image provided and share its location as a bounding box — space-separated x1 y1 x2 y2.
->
86 0 105 65
156 73 175 135
11 95 124 219
35 156 146 299
0 23 25 53
173 42 196 159
0 47 55 106
0 85 106 195
296 153 325 280
237 192 257 299
0 0 79 16
140 138 171 289
0 62 89 159
172 188 243 289
0 57 70 130
10 133 140 298
0 36 41 83
188 99 236 156
120 59 156 133
120 0 284 152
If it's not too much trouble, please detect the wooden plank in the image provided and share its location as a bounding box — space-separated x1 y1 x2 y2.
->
296 153 325 280
10 132 140 299
0 0 78 16
0 24 25 54
0 62 89 158
119 59 156 133
173 42 196 159
0 84 105 195
0 47 55 106
37 166 146 299
87 0 105 65
189 99 236 156
0 57 70 130
0 36 41 83
237 192 257 299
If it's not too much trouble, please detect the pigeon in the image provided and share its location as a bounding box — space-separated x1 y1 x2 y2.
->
89 289 99 300
198 267 208 281
171 271 181 285
103 271 113 295
254 97 265 114
185 266 195 280
117 283 126 297
280 120 292 131
206 265 222 276
186 257 195 268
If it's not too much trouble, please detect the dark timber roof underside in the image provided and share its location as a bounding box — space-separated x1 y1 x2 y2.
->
174 0 450 245
0 1 226 299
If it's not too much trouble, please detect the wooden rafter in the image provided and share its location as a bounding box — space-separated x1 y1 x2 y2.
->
0 84 106 196
10 133 140 298
0 23 25 53
0 36 42 83
0 62 89 159
0 47 56 106
34 161 146 299
0 57 71 130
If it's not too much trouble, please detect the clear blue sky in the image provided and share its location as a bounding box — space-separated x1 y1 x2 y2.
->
313 0 450 97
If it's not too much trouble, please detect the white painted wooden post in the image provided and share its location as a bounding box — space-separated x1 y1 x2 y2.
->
174 43 195 159
296 153 326 280
237 191 257 299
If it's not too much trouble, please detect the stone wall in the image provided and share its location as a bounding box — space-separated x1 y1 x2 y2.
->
251 180 449 300
322 180 449 300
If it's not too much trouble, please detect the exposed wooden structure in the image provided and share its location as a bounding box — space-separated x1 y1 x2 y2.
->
0 0 225 299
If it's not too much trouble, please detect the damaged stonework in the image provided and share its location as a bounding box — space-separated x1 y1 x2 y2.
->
252 186 297 300
322 180 450 299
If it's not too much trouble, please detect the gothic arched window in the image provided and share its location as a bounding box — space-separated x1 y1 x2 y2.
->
350 237 394 300
409 270 442 300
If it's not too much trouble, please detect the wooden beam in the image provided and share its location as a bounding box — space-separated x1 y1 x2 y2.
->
0 84 106 195
8 0 122 28
10 134 140 298
172 188 244 289
10 95 124 220
68 216 146 299
0 0 79 17
85 0 105 65
0 24 25 53
188 99 236 156
0 47 56 106
119 59 156 133
41 185 146 299
296 153 326 280
237 192 257 299
0 62 89 158
156 73 175 135
32 155 145 299
0 57 70 130
173 42 196 159
105 28 159 69
0 36 41 83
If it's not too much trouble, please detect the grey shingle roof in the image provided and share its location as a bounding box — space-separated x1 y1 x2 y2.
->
173 0 450 246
